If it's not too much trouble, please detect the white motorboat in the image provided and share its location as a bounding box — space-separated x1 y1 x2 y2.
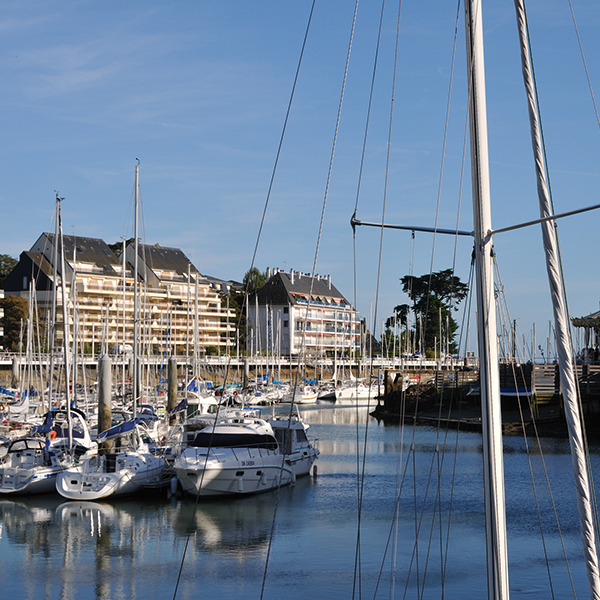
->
174 413 311 497
281 385 318 404
0 408 95 495
334 380 382 402
56 420 168 500
268 413 319 478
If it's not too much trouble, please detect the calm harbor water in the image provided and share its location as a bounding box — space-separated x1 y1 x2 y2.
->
0 404 597 599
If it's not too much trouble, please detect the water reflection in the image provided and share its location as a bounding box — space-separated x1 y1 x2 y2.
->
0 496 64 557
0 405 595 600
297 404 374 424
173 496 277 555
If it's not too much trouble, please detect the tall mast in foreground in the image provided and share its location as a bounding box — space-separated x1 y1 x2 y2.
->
465 1 509 598
513 2 600 597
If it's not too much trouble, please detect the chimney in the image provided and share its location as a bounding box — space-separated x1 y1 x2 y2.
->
290 269 295 284
266 267 271 281
328 274 331 290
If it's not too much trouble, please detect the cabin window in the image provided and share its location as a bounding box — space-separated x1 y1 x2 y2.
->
273 429 292 454
296 429 308 443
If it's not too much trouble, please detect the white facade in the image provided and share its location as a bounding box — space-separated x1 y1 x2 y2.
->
248 269 359 358
6 234 235 356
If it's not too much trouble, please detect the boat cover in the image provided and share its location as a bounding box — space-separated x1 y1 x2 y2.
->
97 419 139 442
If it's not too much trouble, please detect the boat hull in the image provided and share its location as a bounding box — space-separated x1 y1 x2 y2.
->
174 447 293 497
281 389 318 404
56 452 166 500
335 383 382 401
0 433 91 496
0 466 59 495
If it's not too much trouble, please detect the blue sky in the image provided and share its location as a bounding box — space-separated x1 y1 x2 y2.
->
1 1 599 357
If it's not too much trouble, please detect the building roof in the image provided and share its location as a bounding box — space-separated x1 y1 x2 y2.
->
2 251 55 292
33 233 121 276
23 251 55 280
132 243 203 284
251 269 352 308
203 274 244 294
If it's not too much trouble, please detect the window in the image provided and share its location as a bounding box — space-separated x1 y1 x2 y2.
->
283 307 289 314
284 320 289 328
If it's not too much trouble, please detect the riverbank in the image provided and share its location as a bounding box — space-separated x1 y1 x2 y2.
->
370 384 600 439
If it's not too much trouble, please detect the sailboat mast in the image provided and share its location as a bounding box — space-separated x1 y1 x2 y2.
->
465 1 509 598
133 163 140 416
48 196 60 407
513 2 600 596
58 207 73 448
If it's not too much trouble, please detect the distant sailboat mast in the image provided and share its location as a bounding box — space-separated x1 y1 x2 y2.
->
47 195 60 407
58 203 73 449
133 162 140 417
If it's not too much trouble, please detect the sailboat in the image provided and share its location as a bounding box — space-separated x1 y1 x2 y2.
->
350 1 600 598
466 2 600 597
56 164 169 500
55 418 166 500
0 408 95 495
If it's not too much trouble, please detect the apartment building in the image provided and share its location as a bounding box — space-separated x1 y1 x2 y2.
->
3 233 235 356
247 268 360 358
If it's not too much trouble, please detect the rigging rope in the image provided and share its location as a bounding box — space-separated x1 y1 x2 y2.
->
348 0 387 596
171 3 318 599
496 254 581 598
262 0 361 596
567 0 600 133
362 0 468 596
516 2 600 595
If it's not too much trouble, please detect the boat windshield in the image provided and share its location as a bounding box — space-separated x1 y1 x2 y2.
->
191 432 278 450
9 438 46 453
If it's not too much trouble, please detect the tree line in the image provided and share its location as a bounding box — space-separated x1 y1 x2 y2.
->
384 269 468 358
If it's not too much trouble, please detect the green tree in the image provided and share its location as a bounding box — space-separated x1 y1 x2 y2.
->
0 254 18 285
397 269 469 356
381 328 397 358
0 295 29 351
107 239 133 258
243 267 267 293
401 269 468 307
385 303 410 330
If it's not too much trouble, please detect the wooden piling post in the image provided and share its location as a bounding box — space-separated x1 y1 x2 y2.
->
98 354 112 453
168 356 177 415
